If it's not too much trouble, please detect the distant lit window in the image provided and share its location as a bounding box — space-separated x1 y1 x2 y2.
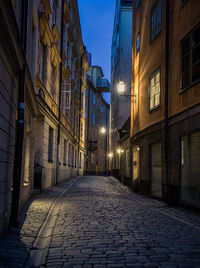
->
181 24 200 90
136 0 140 10
149 68 160 110
150 0 162 42
93 93 96 104
93 114 95 125
85 88 87 97
136 33 140 54
101 103 103 112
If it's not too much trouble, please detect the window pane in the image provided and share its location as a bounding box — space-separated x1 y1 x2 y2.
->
155 94 160 106
192 44 200 65
182 37 190 56
155 72 160 83
155 83 160 94
150 97 154 109
192 26 200 48
192 61 200 82
150 77 155 87
182 55 190 72
182 71 190 88
150 86 154 97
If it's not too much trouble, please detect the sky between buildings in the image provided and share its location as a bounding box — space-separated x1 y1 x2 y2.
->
77 0 116 104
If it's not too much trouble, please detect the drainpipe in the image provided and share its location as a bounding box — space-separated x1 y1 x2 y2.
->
11 0 28 227
86 85 91 175
56 0 64 184
77 47 86 175
164 0 170 203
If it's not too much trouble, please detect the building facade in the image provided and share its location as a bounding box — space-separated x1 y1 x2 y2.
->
109 0 132 177
0 0 88 238
85 66 110 175
131 0 200 207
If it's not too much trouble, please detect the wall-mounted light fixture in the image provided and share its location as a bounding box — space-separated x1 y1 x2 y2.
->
117 80 136 103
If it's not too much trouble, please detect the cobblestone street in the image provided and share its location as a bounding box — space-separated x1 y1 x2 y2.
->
0 176 200 268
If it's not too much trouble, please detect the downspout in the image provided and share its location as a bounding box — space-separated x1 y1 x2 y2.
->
11 0 28 226
164 0 170 203
77 47 86 175
86 85 91 175
56 0 64 184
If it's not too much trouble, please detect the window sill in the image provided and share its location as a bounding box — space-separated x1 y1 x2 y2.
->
23 182 30 187
48 159 53 163
149 104 161 113
179 79 200 94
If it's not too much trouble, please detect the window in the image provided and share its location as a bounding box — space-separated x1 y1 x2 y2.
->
93 93 96 104
136 33 140 54
136 0 140 10
150 0 162 42
181 24 200 90
93 114 95 125
61 83 71 116
48 127 53 162
42 45 48 84
101 103 103 113
63 140 67 165
85 88 87 97
149 68 160 110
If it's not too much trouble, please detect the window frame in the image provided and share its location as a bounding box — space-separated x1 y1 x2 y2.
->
180 23 200 92
149 67 161 111
150 0 162 43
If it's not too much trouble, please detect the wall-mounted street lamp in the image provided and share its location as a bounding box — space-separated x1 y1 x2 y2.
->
100 126 106 134
117 80 136 103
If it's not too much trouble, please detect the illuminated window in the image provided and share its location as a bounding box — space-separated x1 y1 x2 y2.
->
93 93 96 104
101 103 103 112
181 24 200 90
149 68 160 110
150 0 162 42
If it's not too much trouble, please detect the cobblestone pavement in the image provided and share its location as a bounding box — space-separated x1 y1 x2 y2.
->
0 176 200 268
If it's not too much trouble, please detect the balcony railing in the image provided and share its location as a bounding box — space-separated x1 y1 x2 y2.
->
97 78 110 92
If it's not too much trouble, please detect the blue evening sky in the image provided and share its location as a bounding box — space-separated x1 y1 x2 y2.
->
77 0 116 104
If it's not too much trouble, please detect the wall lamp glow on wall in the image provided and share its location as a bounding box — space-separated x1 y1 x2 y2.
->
108 153 113 158
117 148 124 154
117 80 136 104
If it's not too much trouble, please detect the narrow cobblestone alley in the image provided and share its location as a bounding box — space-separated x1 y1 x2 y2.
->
0 176 200 268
